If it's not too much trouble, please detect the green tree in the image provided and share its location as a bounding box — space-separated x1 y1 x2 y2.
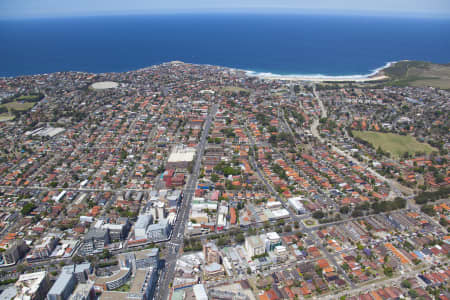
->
401 280 411 289
312 211 325 219
421 204 435 216
72 255 84 265
235 233 245 243
21 202 36 216
342 263 350 272
408 289 418 298
16 264 26 273
211 174 219 182
383 266 393 277
284 225 292 232
339 206 350 214
101 249 112 259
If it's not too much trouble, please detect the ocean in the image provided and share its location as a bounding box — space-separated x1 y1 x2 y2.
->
0 13 449 77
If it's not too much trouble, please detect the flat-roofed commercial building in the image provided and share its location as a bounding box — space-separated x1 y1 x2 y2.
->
95 254 132 291
47 272 76 300
68 281 95 300
133 248 159 269
245 235 265 258
166 145 196 169
288 196 306 214
1 240 29 266
193 284 208 300
61 263 92 283
15 271 50 300
79 228 110 255
264 232 282 252
203 262 224 280
146 219 170 242
134 215 152 240
98 268 157 300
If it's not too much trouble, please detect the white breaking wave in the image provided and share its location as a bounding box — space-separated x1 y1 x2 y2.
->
244 60 401 80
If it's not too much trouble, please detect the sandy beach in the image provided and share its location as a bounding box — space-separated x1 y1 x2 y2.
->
246 61 397 82
255 74 388 82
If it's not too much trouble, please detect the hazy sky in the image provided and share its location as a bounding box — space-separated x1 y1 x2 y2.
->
1 0 450 19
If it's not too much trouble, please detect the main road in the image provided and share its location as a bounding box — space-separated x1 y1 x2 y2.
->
156 102 218 300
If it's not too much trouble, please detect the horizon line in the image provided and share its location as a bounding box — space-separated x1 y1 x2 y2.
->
2 9 450 21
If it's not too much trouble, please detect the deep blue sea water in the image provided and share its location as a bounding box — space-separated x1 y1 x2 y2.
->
0 14 449 77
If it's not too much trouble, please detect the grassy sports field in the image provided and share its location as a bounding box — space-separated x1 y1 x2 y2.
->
0 113 14 121
0 101 36 111
353 131 437 157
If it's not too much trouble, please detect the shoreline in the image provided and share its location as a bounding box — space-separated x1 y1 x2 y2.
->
1 60 401 81
243 61 400 82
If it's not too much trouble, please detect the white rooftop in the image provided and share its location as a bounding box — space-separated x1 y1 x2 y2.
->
16 271 47 299
266 232 280 241
167 145 196 163
193 284 208 300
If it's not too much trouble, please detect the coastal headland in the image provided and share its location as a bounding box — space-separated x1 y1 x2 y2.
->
245 60 450 88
